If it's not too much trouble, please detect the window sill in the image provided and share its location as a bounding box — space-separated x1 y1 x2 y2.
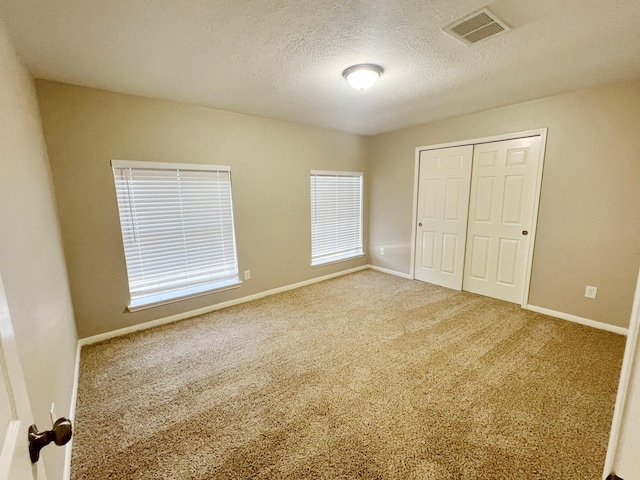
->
311 252 365 268
127 278 242 312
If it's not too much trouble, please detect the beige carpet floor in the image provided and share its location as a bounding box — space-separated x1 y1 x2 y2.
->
71 270 625 479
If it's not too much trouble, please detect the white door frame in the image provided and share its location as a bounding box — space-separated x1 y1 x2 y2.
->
410 128 548 308
602 267 640 478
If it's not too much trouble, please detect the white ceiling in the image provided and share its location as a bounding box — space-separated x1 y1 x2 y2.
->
1 0 639 135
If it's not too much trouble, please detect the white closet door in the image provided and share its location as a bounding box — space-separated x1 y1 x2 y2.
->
463 136 541 304
414 145 473 290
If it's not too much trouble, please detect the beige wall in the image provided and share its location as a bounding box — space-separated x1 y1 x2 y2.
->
0 18 78 479
36 81 368 339
368 79 640 329
32 77 640 336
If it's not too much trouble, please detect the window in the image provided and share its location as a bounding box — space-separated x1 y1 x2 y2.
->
112 160 240 310
310 171 363 266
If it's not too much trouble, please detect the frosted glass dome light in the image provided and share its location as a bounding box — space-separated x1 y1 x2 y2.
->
342 64 384 91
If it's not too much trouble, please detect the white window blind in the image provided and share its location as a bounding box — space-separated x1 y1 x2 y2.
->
310 171 363 266
112 160 240 310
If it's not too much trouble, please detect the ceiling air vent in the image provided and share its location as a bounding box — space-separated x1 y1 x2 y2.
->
444 8 510 46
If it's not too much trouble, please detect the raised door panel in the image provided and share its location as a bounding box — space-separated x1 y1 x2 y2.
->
444 179 462 221
441 234 458 274
422 179 439 220
468 235 490 281
419 231 436 270
501 175 525 224
474 177 495 223
496 238 519 286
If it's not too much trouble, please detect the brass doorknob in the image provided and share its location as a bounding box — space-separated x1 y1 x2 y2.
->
418 223 422 227
522 230 529 235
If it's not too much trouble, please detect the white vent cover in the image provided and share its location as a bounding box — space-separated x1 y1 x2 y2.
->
444 8 510 46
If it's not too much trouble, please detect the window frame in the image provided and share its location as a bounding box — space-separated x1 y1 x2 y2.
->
310 170 364 267
111 159 241 311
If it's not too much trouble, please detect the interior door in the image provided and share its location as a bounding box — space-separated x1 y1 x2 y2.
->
414 145 473 290
0 274 43 480
462 136 542 304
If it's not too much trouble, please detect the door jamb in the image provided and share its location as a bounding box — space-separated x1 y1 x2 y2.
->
602 268 640 478
410 128 548 308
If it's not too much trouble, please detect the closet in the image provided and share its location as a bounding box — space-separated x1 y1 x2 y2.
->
413 134 543 304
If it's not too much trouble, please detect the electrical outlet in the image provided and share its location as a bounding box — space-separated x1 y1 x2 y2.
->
244 270 251 280
585 285 597 299
379 247 385 256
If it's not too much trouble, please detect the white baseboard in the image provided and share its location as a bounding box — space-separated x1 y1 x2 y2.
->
525 304 628 336
78 265 370 346
368 264 413 279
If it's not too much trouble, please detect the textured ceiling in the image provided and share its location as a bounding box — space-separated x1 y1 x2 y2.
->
1 0 640 135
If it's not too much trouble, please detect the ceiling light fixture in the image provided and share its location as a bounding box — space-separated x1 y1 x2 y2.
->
342 64 384 91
